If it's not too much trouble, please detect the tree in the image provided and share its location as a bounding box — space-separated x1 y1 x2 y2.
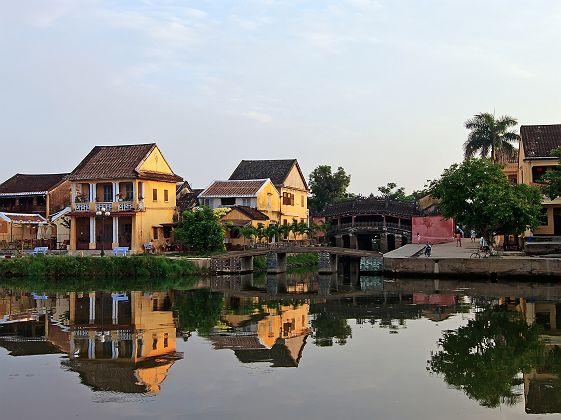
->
308 165 351 213
428 305 543 408
174 206 225 253
377 182 417 201
464 113 519 163
429 159 542 244
239 225 258 246
541 146 561 200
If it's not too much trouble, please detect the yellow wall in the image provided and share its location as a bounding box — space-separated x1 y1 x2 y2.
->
255 179 281 221
137 146 174 174
279 165 309 226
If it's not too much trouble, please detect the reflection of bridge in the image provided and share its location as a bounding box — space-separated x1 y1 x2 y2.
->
211 246 383 275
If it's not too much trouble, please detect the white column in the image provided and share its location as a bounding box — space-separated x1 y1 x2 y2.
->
112 299 118 325
89 183 95 202
89 216 95 244
113 182 118 202
113 216 118 245
88 336 96 359
89 293 96 324
112 340 119 359
132 181 137 201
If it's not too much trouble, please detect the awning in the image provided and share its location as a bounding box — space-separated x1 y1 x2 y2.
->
0 212 48 225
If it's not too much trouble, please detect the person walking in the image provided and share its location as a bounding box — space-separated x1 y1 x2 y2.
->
455 230 462 247
416 232 421 244
470 229 476 243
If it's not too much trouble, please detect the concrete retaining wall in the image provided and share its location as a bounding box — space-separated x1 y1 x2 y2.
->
384 257 561 278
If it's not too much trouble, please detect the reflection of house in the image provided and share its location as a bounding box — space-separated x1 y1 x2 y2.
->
0 290 182 394
211 299 309 367
67 144 182 253
229 159 309 227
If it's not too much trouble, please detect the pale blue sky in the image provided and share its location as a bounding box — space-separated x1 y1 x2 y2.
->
1 0 561 194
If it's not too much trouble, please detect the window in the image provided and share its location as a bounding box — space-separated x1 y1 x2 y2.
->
153 227 159 240
532 166 550 183
301 195 305 207
152 335 158 350
164 333 169 348
103 184 112 202
138 182 144 200
152 188 158 201
282 192 294 206
242 198 251 206
163 226 172 239
267 194 272 209
164 189 169 202
221 197 236 206
540 208 549 226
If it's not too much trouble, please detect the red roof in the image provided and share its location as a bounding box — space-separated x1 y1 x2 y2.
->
521 124 561 158
200 180 269 197
0 173 68 196
68 144 182 182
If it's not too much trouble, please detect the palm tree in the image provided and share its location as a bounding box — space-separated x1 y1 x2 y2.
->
278 223 291 242
464 113 519 163
264 224 279 243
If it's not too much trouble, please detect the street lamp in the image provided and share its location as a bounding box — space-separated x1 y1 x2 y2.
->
95 207 111 256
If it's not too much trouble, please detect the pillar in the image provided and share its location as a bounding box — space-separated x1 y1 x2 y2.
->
89 182 95 202
112 298 119 325
112 216 119 248
89 292 96 324
349 233 358 249
113 182 119 202
349 257 360 284
267 251 287 274
89 216 96 250
240 273 254 289
240 256 254 273
318 251 337 273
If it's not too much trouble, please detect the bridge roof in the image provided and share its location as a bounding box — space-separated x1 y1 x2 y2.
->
322 197 419 218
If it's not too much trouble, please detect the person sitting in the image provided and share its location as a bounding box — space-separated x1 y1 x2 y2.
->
424 241 432 257
144 241 154 254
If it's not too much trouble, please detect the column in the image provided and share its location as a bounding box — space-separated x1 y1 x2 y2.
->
89 292 96 324
113 182 119 202
112 298 119 325
89 216 96 249
112 216 119 247
89 183 95 202
71 183 76 204
88 334 96 359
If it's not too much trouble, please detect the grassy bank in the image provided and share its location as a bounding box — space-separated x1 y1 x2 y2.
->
0 255 204 279
253 253 319 271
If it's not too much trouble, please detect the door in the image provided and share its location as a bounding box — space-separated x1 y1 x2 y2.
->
554 208 561 235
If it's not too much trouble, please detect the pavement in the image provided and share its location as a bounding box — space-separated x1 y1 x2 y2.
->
385 240 482 259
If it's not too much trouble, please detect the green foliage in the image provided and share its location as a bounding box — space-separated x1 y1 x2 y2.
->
311 311 352 346
464 113 519 162
429 158 542 242
377 182 416 201
308 165 352 213
541 146 561 200
174 289 224 337
428 306 544 408
175 206 225 253
0 255 201 279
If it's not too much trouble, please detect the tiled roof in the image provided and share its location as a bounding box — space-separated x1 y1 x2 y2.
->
0 173 68 196
68 144 182 182
323 197 419 217
229 159 304 187
0 212 48 224
199 179 268 197
228 206 269 221
176 189 203 213
520 124 561 158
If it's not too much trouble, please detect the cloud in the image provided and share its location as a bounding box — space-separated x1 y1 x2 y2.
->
244 111 273 123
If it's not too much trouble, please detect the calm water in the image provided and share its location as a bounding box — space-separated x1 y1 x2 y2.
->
2 273 561 419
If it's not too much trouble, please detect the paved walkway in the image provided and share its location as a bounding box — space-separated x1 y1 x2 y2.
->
385 240 481 259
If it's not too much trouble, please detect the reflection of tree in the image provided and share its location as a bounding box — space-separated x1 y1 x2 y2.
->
428 307 543 408
174 290 224 337
312 311 352 346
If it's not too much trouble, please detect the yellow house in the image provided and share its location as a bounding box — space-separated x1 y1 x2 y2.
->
517 125 561 235
219 205 270 248
67 143 182 254
228 159 309 227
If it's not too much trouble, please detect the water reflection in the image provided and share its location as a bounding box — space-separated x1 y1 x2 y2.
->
2 274 561 416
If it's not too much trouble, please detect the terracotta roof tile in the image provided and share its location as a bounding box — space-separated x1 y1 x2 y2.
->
68 144 182 182
227 206 269 221
199 180 268 197
0 173 68 195
521 124 561 158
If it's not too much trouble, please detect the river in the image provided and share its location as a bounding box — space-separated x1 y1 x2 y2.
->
1 272 561 419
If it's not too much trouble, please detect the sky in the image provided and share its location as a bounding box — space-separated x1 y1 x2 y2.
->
1 0 561 195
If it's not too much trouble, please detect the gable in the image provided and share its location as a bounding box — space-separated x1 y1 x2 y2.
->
283 164 307 190
137 146 173 175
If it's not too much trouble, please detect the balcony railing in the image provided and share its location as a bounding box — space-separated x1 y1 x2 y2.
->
118 201 133 211
95 202 113 212
72 200 142 212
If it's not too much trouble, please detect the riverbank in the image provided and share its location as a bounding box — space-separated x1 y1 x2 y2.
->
384 242 561 279
0 255 206 279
